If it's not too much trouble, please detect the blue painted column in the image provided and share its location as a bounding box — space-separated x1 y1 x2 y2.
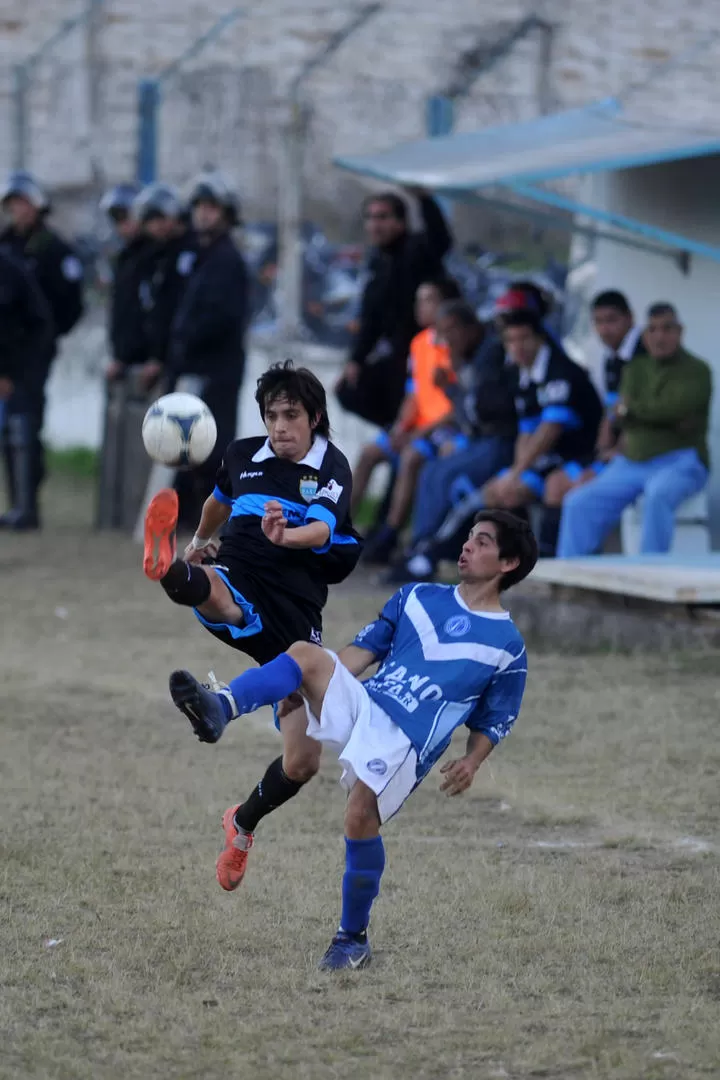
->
425 94 455 223
136 78 160 185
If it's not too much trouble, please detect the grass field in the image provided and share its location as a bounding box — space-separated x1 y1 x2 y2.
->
1 475 719 1080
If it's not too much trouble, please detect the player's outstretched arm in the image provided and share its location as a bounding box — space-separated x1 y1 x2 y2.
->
439 731 494 797
184 494 231 563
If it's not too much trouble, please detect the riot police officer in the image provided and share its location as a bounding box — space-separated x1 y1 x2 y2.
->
132 183 197 393
101 184 157 384
168 171 248 513
0 249 54 526
0 171 84 528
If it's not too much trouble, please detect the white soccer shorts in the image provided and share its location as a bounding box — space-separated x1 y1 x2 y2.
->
304 651 419 823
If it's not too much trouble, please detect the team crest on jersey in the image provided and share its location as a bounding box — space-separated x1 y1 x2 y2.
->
444 615 471 637
299 475 318 502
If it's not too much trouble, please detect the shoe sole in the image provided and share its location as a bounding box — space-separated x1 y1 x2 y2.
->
169 669 222 744
143 489 179 581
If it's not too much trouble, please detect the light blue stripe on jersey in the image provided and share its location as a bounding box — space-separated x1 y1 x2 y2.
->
230 492 307 524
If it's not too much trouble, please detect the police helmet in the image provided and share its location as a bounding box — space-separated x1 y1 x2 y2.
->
99 183 139 220
187 170 241 226
132 183 183 223
0 170 50 212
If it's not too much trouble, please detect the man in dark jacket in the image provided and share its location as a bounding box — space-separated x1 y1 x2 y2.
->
168 171 248 511
0 171 84 528
336 187 453 428
0 249 54 526
101 183 157 383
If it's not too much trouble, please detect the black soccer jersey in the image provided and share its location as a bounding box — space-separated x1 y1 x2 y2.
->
213 435 361 616
514 345 602 466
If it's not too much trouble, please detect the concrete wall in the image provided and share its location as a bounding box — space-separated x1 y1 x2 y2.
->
580 157 720 541
2 0 720 225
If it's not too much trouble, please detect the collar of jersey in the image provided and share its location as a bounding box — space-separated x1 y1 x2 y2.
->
453 586 511 618
251 435 328 469
518 344 550 389
603 323 642 362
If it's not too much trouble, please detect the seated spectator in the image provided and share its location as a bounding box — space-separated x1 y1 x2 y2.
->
351 277 461 541
392 309 602 581
541 289 646 555
557 303 711 557
381 301 518 582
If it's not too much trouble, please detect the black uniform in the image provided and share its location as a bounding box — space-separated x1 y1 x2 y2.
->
0 252 54 519
513 344 603 489
168 232 248 509
0 222 84 524
204 435 361 664
143 230 197 365
338 195 452 428
109 235 157 369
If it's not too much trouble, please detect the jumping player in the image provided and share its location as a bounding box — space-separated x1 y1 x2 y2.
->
169 509 537 969
143 361 361 874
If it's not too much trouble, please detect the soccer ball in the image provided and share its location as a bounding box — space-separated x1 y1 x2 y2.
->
142 392 217 468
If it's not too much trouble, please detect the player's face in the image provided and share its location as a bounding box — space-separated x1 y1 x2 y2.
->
458 522 518 584
503 325 542 369
644 313 682 360
593 306 632 351
264 394 315 460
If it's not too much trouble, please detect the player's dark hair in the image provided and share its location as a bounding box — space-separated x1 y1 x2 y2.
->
436 299 479 327
592 289 632 315
363 192 407 223
473 509 538 591
647 301 679 320
421 276 463 302
501 309 545 336
255 359 330 437
511 280 551 317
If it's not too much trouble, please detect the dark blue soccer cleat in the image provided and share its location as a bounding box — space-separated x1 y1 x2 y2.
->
317 931 372 971
169 669 233 744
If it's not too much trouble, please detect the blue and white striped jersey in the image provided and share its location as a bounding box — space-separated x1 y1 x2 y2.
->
352 583 527 773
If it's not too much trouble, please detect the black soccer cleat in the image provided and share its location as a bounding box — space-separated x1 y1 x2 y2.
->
169 669 231 744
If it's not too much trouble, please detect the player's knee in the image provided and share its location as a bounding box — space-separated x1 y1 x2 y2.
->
399 445 423 471
287 640 323 674
283 739 321 783
344 782 381 840
359 443 384 467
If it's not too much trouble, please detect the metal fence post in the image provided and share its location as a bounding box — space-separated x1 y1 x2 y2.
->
13 64 28 169
136 78 160 185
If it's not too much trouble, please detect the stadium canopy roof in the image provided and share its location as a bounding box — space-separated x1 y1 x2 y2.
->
334 99 720 266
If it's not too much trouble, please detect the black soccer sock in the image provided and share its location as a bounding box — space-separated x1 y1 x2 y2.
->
160 560 212 607
234 756 307 833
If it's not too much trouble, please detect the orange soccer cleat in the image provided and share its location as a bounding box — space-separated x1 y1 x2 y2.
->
216 805 254 891
143 488 179 581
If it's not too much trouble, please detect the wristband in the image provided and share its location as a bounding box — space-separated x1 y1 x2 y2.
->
190 535 212 550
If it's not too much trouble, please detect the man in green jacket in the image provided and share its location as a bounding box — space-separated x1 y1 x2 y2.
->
557 302 711 556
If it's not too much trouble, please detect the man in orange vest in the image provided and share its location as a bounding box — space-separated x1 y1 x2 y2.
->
351 277 462 562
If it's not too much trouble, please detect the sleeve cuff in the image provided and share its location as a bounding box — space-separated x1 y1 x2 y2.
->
541 405 581 428
305 503 336 553
212 485 233 506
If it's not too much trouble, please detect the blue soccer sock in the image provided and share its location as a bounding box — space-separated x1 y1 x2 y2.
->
340 835 386 937
219 653 303 720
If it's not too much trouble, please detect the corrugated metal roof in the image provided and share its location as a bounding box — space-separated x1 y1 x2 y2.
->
334 99 720 189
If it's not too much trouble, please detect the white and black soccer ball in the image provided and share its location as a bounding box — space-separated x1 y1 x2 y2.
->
141 392 217 468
